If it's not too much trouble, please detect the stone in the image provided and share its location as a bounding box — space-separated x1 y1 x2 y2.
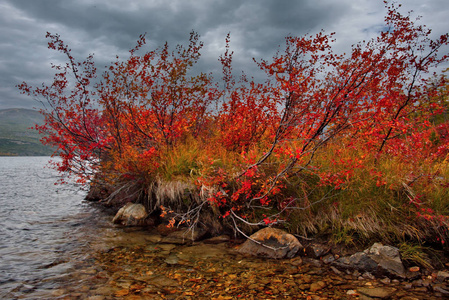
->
412 279 424 287
403 283 413 289
322 254 336 264
357 287 397 299
362 272 375 280
148 275 179 287
409 266 420 272
86 296 105 300
309 281 326 292
156 223 179 236
433 284 449 295
366 243 405 277
51 289 66 297
302 257 323 268
333 252 378 273
144 232 162 243
203 235 230 244
437 270 449 282
157 243 177 252
304 242 329 258
176 244 230 260
165 254 179 265
330 266 342 275
112 203 149 226
93 286 113 296
288 257 303 266
380 277 391 285
160 227 206 244
332 243 406 278
238 227 302 259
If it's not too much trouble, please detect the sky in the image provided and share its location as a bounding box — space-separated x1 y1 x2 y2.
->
1 0 448 110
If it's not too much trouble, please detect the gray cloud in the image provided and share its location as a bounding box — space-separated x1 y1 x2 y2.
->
1 0 448 109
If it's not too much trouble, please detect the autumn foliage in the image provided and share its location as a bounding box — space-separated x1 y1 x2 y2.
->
19 3 449 246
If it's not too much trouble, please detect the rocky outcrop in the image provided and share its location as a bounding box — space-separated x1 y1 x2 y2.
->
238 227 302 259
112 203 150 226
333 243 406 278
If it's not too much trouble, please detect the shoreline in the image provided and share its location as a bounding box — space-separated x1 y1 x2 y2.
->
81 214 449 299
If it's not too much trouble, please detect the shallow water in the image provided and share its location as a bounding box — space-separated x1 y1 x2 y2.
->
0 156 108 299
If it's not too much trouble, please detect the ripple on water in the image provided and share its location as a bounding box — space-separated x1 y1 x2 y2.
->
0 157 108 298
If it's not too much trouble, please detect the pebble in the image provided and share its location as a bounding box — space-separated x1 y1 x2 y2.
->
87 296 105 300
165 254 179 265
437 271 449 282
51 289 66 297
330 266 342 275
309 281 326 292
380 277 391 285
363 272 375 280
409 266 420 272
357 286 397 298
403 283 413 289
93 286 114 295
434 285 449 295
346 289 358 295
79 285 91 292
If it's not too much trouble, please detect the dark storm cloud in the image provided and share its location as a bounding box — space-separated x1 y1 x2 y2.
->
0 0 447 109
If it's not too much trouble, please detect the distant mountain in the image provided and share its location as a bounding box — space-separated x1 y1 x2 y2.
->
0 108 54 156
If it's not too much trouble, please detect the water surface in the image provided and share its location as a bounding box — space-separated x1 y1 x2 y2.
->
0 156 105 298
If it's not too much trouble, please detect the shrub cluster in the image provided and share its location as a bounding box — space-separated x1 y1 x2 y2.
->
19 3 449 247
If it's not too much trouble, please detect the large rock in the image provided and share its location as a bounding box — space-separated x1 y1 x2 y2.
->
333 243 405 278
367 243 405 276
238 227 302 259
112 203 149 226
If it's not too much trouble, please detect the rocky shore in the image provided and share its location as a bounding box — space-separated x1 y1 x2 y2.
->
79 202 449 299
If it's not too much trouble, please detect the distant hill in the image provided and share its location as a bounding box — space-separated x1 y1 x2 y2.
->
0 108 54 156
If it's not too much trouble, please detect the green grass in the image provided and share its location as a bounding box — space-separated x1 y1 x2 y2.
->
399 242 433 268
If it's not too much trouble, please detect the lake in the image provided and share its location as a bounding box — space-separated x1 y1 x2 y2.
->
0 156 108 298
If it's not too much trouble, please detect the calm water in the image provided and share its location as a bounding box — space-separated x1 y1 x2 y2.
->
0 156 107 298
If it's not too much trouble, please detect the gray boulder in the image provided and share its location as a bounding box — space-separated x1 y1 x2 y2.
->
238 227 302 259
333 243 405 278
367 242 405 276
112 203 149 226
